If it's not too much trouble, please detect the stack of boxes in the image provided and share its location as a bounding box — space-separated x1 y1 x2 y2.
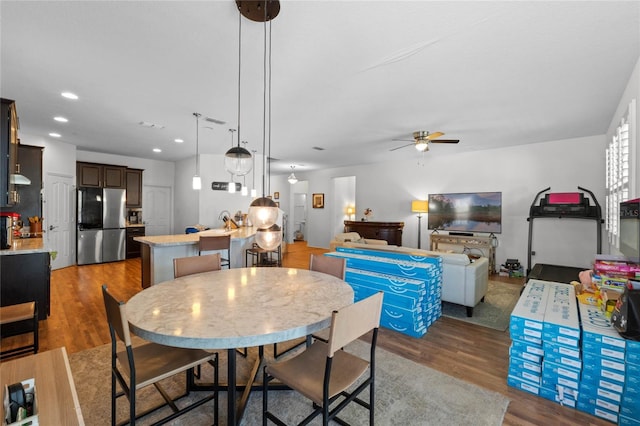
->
578 302 627 423
326 246 442 338
620 340 640 425
508 280 581 407
508 279 640 425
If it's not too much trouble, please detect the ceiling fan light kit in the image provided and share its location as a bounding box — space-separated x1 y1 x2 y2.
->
390 130 460 152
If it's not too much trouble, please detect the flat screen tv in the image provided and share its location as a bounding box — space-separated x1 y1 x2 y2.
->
620 198 640 263
428 191 502 234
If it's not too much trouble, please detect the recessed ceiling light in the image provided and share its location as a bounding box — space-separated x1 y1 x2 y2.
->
153 148 162 153
54 116 68 123
61 92 78 100
174 138 184 143
49 132 61 138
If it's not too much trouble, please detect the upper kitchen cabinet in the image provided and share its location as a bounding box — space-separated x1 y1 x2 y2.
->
1 98 19 207
14 145 43 220
125 168 143 208
77 162 126 188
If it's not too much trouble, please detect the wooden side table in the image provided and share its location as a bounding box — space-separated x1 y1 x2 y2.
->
0 347 84 425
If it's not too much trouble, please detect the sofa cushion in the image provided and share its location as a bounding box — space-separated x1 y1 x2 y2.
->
334 232 364 243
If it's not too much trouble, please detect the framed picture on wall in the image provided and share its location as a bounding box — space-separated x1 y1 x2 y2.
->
274 192 280 200
312 193 324 209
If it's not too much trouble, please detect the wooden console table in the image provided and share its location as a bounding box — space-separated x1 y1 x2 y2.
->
344 220 404 246
430 233 497 274
0 347 84 425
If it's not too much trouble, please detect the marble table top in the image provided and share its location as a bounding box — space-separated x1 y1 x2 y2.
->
126 267 354 349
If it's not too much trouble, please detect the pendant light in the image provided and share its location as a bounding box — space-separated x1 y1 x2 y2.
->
192 112 202 190
246 0 281 250
287 165 298 184
250 149 257 197
224 11 253 177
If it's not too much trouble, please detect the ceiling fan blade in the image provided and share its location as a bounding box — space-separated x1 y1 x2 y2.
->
389 142 414 151
426 131 444 140
430 139 459 144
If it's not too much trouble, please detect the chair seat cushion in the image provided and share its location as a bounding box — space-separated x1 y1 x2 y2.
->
266 341 369 406
0 302 36 325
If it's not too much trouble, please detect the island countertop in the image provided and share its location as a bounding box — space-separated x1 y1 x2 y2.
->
134 227 256 247
0 237 49 256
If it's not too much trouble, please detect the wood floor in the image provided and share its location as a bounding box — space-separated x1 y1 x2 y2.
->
1 242 611 425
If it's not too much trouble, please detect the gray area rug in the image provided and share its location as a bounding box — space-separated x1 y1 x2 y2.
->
69 339 509 425
441 280 521 331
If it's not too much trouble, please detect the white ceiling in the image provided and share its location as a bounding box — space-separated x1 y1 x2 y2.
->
1 1 639 174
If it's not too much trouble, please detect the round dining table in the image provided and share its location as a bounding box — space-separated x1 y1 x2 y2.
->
125 266 354 425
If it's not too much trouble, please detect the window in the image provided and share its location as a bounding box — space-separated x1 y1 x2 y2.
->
606 99 635 249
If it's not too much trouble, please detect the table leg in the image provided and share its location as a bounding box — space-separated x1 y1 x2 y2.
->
227 348 236 425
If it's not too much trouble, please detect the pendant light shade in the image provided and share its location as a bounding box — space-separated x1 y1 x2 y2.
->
248 196 278 229
287 165 298 184
255 223 282 251
224 146 253 176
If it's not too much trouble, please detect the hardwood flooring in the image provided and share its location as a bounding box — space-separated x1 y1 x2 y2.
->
1 242 611 425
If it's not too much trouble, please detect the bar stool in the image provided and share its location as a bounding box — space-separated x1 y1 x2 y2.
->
199 235 231 269
0 301 38 360
245 243 282 267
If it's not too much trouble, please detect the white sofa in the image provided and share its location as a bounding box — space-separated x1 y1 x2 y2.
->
329 232 388 252
332 242 489 316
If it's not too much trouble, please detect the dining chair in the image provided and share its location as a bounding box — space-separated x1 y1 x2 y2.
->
263 291 383 425
173 253 221 278
273 254 346 358
101 285 219 426
199 235 231 269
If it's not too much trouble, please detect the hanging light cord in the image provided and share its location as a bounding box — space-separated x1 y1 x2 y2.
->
237 12 242 147
268 15 272 196
194 112 200 174
261 3 268 198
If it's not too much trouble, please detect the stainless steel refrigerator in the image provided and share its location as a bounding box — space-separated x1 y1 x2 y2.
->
77 187 126 265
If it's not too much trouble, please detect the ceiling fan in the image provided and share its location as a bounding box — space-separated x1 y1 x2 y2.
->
390 131 460 152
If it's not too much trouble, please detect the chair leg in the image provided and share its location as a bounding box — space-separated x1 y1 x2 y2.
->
111 372 117 426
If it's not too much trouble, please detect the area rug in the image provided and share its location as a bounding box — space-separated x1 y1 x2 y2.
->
441 280 521 331
69 340 510 425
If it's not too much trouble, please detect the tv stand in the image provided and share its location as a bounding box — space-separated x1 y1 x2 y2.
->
430 233 497 274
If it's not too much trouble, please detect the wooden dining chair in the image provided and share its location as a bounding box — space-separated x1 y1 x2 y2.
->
273 254 346 358
101 285 219 426
263 291 383 425
173 253 221 278
199 235 231 269
0 301 38 360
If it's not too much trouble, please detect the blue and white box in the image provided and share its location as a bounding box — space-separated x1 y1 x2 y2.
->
543 341 581 369
579 302 627 357
542 284 580 348
507 375 540 396
510 341 543 364
542 360 581 390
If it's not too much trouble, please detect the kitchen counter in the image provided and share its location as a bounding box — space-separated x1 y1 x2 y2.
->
135 227 257 287
126 223 145 228
0 237 48 255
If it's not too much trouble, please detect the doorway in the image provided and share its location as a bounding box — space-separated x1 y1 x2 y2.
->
44 173 75 270
142 185 172 236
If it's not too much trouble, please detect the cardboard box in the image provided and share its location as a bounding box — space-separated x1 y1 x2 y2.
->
3 378 37 426
579 302 627 355
507 375 540 396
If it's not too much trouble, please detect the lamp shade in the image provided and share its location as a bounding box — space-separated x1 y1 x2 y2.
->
248 197 279 229
255 224 282 251
224 146 253 176
411 200 429 213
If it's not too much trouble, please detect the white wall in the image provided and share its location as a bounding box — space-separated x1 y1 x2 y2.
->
300 134 606 271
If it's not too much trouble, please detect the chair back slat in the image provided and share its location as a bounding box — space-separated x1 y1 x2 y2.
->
309 254 346 279
199 235 231 251
327 291 383 357
101 285 132 347
173 253 221 278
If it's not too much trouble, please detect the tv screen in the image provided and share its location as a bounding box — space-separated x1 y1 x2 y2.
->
620 198 640 262
428 191 502 234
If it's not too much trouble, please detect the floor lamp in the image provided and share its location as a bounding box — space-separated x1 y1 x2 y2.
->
411 200 429 249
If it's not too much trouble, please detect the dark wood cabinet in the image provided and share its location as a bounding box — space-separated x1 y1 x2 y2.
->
14 145 43 221
1 98 19 207
0 252 51 321
126 226 145 258
77 162 126 188
343 220 404 246
125 168 143 207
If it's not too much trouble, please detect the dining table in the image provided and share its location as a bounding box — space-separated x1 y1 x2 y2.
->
125 266 354 425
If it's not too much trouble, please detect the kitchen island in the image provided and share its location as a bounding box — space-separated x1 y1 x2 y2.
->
0 237 51 321
135 227 257 287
